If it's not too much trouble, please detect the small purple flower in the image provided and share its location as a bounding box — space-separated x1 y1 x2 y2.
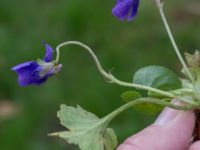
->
112 0 140 21
12 43 62 86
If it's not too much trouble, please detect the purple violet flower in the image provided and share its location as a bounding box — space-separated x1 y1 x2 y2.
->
112 0 140 21
12 43 62 86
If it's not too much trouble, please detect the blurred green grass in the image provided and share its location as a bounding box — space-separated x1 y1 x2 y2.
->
0 0 200 149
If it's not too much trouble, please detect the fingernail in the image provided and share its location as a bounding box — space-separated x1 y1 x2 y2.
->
155 101 180 126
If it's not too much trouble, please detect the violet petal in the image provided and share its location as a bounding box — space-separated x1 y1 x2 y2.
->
128 0 139 21
112 0 140 21
44 44 54 62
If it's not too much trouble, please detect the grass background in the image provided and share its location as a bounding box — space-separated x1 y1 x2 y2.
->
0 0 200 149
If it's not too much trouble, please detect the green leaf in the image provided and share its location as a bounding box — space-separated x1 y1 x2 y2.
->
121 91 162 115
121 91 142 102
104 128 118 150
193 83 200 101
185 50 200 67
50 105 117 150
183 51 200 83
181 79 193 89
133 66 181 91
133 102 163 115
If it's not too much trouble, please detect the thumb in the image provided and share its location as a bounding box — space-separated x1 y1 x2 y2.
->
117 107 195 150
189 141 200 150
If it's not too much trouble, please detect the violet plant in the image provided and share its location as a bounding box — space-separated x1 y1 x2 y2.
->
12 0 200 150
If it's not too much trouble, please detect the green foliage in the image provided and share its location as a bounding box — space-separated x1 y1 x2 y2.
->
184 51 200 81
181 79 193 89
121 91 142 101
183 51 200 101
121 91 163 115
133 66 181 91
185 51 200 67
104 129 118 150
50 105 117 150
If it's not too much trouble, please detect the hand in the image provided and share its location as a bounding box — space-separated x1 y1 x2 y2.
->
117 107 200 150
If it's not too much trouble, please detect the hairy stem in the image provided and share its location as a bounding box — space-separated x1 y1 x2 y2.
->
157 3 194 81
102 98 199 123
56 41 175 98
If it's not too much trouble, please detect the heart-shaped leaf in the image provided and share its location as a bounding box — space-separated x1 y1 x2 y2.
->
133 66 181 91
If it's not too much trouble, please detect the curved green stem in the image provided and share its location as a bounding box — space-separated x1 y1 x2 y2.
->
55 41 175 98
102 98 199 123
56 41 110 80
157 3 194 81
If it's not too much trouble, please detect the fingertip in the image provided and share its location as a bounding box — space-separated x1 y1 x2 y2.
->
117 110 195 150
117 143 140 150
171 110 195 126
189 141 200 150
165 110 195 143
